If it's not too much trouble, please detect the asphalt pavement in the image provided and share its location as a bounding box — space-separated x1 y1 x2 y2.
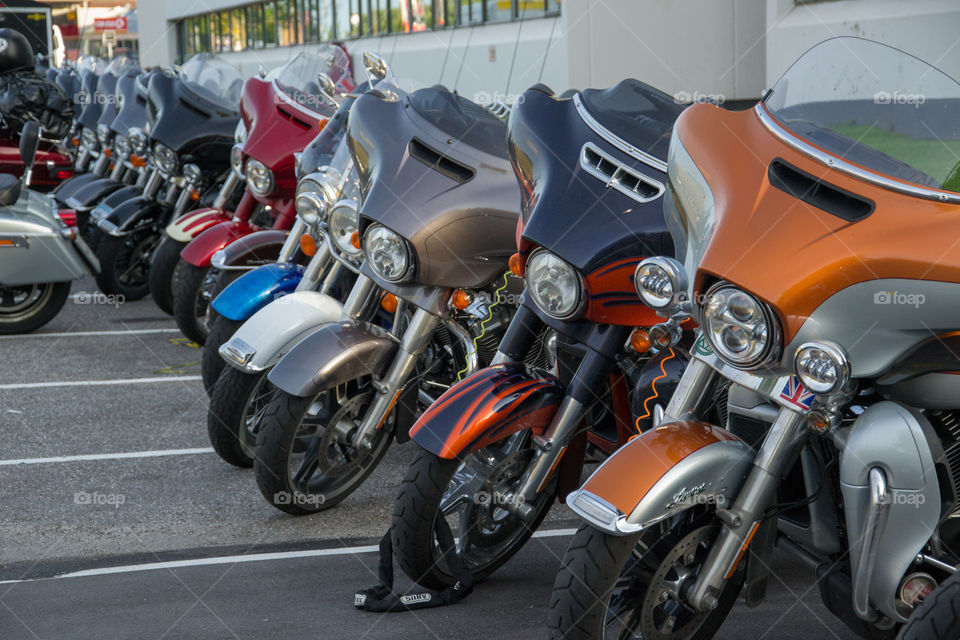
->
0 276 859 639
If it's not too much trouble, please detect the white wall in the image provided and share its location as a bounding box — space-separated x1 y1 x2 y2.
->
136 0 175 68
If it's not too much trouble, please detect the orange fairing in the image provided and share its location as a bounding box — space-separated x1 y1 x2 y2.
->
583 256 662 326
677 103 960 346
579 421 740 518
409 363 565 459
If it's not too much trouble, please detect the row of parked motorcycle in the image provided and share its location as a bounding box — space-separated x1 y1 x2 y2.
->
6 25 960 639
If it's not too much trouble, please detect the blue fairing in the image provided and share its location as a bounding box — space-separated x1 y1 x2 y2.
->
211 262 304 321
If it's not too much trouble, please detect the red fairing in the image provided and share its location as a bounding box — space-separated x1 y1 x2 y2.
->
180 218 256 267
410 363 564 459
0 136 73 188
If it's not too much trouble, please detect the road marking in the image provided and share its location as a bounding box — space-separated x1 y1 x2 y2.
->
0 328 180 339
0 529 578 584
0 447 215 466
0 376 201 390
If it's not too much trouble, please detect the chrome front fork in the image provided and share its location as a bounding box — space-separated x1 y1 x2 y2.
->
295 241 332 292
213 171 240 211
277 218 306 263
110 155 127 181
353 307 441 449
76 147 91 172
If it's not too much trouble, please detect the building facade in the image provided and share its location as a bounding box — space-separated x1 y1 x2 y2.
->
137 0 960 105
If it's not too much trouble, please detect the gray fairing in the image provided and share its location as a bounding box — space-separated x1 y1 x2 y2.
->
347 85 520 290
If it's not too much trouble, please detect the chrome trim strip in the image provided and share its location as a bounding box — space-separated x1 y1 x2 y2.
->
755 104 960 204
573 93 668 174
580 142 665 204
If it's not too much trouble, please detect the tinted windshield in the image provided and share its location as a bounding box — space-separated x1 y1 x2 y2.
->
765 37 960 194
179 53 243 109
274 47 352 113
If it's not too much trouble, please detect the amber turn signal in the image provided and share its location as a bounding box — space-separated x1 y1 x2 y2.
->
350 230 361 250
299 234 318 256
380 292 398 313
630 328 652 353
130 155 146 168
103 148 111 157
509 253 522 277
190 189 200 201
451 289 473 311
71 137 79 146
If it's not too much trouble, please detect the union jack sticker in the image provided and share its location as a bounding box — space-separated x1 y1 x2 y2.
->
779 376 814 411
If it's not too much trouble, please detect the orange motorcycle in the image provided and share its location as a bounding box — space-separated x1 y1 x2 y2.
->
549 37 960 640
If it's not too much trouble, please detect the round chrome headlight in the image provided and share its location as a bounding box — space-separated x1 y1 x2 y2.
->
363 223 410 282
128 128 147 154
96 123 110 144
328 200 362 257
526 250 583 319
296 191 325 225
794 341 849 395
182 163 202 184
245 157 274 195
230 143 244 179
113 135 130 156
153 143 178 174
81 127 98 150
702 283 779 369
634 257 688 311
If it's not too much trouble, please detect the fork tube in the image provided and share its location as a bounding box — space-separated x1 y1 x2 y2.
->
110 156 126 181
491 304 543 364
353 307 441 448
277 219 307 263
662 357 720 422
319 260 344 295
296 241 332 292
340 274 377 321
213 172 240 210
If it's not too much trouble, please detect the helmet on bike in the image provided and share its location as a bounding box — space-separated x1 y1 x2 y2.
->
0 29 34 74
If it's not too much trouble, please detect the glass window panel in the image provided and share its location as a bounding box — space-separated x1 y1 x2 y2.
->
517 0 544 13
459 0 482 25
547 0 559 14
370 0 389 34
230 9 245 52
389 0 404 32
333 0 351 39
263 2 278 45
308 0 320 41
319 0 335 40
485 0 512 22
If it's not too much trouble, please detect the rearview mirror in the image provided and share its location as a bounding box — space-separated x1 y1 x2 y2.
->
19 121 39 186
362 52 388 81
317 72 337 97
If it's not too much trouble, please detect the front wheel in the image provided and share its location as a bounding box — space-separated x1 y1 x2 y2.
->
202 315 243 395
94 227 159 300
392 438 555 591
253 380 393 515
548 511 742 640
0 282 70 334
148 236 187 315
898 571 960 640
172 263 219 345
207 367 275 468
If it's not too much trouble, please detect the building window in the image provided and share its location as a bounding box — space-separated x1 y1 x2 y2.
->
177 0 558 61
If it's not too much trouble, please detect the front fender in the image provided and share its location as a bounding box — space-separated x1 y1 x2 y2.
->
165 207 234 243
52 173 101 202
95 195 165 237
567 421 754 535
266 321 398 397
410 363 565 459
180 219 256 267
210 262 304 322
63 177 126 211
220 291 344 372
210 229 288 269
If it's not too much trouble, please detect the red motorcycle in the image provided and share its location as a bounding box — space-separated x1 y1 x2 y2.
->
160 45 354 344
0 134 72 190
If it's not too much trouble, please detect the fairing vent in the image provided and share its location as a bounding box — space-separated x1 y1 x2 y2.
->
408 139 475 184
277 106 312 130
768 159 875 222
580 142 665 204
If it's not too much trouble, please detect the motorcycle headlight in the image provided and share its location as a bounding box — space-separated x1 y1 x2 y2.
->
128 128 147 153
81 128 98 150
96 124 110 144
329 200 362 257
526 250 584 319
794 341 850 396
702 283 780 369
182 163 202 184
363 223 411 282
295 178 326 225
230 143 245 179
154 143 178 174
113 135 130 156
245 157 274 195
634 256 688 312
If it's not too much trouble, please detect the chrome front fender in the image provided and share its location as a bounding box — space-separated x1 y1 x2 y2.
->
219 291 344 373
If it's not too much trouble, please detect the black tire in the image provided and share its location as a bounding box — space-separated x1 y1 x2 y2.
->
392 445 555 591
0 282 70 334
548 513 742 640
207 367 274 468
93 227 159 300
81 223 102 254
898 572 960 640
148 236 187 316
172 263 219 345
254 384 393 515
202 315 243 395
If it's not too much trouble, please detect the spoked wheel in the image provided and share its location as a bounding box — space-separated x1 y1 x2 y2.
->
254 377 393 515
94 226 159 300
207 367 276 467
172 264 219 345
548 509 743 640
0 282 70 334
393 435 556 591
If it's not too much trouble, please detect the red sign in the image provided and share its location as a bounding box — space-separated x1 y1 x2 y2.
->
94 17 126 32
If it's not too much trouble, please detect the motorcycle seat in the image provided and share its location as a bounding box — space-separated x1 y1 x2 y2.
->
0 173 22 206
408 87 509 159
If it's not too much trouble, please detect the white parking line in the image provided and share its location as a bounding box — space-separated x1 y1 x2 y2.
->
0 328 180 339
0 447 215 466
0 376 201 390
0 529 578 584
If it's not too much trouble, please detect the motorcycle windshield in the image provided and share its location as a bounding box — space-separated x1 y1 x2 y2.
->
765 37 960 194
179 53 243 111
579 78 685 159
273 47 353 114
111 72 147 134
408 87 509 158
